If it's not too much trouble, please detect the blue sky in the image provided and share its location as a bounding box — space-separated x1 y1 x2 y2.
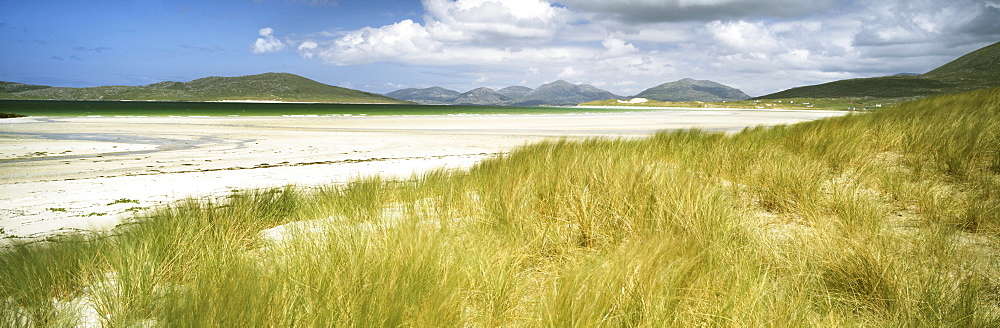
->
2 0 998 96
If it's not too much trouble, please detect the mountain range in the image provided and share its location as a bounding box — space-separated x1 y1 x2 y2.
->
0 73 409 104
3 41 995 106
756 41 1000 99
387 80 623 106
387 78 750 106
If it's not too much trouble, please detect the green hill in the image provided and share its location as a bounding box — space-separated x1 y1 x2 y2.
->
384 86 461 105
756 42 1000 99
522 80 620 105
634 78 750 102
924 41 1000 90
0 81 52 93
0 73 410 104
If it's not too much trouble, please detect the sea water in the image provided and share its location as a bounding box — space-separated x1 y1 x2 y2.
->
0 100 658 117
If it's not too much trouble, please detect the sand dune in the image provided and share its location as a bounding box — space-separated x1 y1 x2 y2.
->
0 109 847 243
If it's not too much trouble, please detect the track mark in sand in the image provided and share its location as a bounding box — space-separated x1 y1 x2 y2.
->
50 152 502 182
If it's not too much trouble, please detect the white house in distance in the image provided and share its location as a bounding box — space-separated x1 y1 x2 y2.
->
617 98 649 104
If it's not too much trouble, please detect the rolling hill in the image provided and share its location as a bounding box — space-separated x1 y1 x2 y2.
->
0 73 411 104
450 87 513 105
497 86 532 100
756 41 1000 99
633 78 750 102
522 80 620 106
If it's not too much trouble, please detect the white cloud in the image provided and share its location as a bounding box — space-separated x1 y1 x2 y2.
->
601 37 638 57
269 0 1000 96
252 27 286 54
557 67 581 78
556 0 846 22
325 19 437 64
423 0 568 42
297 41 318 58
300 0 574 66
852 0 1000 52
707 20 781 54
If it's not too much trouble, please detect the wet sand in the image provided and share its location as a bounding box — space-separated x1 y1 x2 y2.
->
0 109 848 242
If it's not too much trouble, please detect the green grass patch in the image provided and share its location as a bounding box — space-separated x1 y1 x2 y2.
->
106 199 140 206
1 88 998 326
582 97 903 111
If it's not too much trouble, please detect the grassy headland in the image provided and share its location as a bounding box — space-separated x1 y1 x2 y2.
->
0 73 410 104
2 88 998 326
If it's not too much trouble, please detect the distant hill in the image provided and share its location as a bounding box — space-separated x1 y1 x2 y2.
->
756 41 1000 99
497 86 532 101
0 81 52 93
385 86 461 105
0 73 411 104
385 80 620 106
522 80 621 105
633 78 750 102
451 87 513 106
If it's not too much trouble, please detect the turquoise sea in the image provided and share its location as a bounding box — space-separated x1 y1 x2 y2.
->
0 100 647 117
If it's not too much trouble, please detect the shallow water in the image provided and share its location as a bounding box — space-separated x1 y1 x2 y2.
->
0 100 655 117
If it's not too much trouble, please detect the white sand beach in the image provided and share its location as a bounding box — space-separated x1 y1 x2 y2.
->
0 109 848 243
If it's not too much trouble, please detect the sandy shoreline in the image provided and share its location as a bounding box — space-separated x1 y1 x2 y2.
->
0 109 848 243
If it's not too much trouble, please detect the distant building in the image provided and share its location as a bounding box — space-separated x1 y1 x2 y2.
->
617 98 649 104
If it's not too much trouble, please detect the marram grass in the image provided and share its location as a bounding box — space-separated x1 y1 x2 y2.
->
2 88 999 326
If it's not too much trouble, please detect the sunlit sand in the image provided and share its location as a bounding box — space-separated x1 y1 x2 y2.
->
0 109 847 242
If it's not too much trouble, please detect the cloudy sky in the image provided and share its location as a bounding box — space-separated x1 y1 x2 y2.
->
2 0 998 96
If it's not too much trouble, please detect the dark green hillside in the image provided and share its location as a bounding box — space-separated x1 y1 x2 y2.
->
757 41 1000 99
756 75 953 99
0 73 410 104
924 41 1000 90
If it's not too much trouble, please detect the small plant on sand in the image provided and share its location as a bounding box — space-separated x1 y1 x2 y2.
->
106 198 140 206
